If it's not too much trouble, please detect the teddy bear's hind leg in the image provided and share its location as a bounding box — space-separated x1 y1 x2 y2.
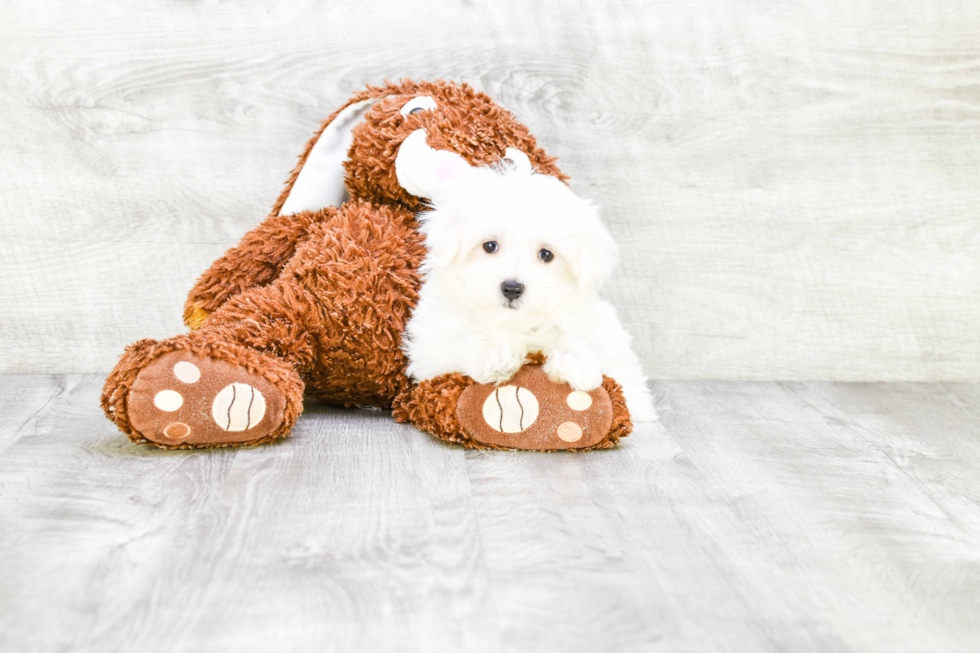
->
103 329 305 449
394 361 633 451
107 279 328 447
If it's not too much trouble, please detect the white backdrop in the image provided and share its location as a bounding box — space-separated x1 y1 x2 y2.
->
2 0 979 379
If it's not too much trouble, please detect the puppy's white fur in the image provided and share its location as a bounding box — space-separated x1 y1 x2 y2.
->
403 165 657 422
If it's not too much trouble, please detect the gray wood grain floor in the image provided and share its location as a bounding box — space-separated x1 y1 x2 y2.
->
2 376 979 652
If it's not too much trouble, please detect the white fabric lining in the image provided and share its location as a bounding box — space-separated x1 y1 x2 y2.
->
279 98 378 215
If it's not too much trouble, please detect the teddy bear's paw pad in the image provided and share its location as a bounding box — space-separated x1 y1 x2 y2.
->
127 351 286 447
457 366 612 450
482 385 539 433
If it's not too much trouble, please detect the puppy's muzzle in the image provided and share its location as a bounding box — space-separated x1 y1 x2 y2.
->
500 280 524 302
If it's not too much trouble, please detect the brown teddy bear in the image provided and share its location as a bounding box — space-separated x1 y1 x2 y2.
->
101 80 634 451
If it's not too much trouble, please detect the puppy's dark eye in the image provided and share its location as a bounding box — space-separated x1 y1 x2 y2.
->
409 107 425 115
483 241 499 254
538 248 554 263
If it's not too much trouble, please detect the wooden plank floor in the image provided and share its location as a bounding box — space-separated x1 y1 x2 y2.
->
2 376 979 652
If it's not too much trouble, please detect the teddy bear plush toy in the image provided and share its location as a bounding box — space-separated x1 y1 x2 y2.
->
101 80 634 451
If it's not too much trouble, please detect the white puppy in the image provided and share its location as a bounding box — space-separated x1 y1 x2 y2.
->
400 159 657 423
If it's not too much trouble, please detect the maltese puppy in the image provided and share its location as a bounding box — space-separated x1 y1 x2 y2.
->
401 157 657 422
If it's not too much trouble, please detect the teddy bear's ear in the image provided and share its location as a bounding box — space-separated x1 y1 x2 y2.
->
502 147 533 175
395 129 473 203
279 98 378 216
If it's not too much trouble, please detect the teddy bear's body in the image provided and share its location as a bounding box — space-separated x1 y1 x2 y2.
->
101 80 635 451
197 200 423 408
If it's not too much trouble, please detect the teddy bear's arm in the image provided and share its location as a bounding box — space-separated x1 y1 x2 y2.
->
182 207 335 329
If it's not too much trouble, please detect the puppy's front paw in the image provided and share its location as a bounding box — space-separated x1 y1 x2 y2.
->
544 350 603 391
466 343 525 385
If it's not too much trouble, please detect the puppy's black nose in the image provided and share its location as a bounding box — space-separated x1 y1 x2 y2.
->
500 280 524 301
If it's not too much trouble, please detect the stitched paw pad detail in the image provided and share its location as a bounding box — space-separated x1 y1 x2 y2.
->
212 383 267 432
482 385 540 433
127 352 285 447
457 366 612 450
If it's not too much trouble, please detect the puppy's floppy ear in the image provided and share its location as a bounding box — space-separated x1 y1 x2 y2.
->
396 129 473 202
420 211 468 269
564 201 619 292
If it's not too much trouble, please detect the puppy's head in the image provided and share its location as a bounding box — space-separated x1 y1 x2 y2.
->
420 164 618 320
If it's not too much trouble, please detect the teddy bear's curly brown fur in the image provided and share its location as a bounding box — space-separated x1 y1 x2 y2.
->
101 80 633 451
